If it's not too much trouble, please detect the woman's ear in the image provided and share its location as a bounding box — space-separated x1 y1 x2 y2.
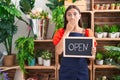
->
79 14 81 19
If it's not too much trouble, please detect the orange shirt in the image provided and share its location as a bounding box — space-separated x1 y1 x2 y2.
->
53 28 97 47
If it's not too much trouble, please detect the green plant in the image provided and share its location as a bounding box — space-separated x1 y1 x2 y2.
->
111 3 116 6
103 24 109 32
95 25 103 33
112 75 120 80
109 24 119 33
46 0 64 11
15 37 34 73
19 0 35 14
35 49 44 57
41 50 52 60
52 6 65 32
96 52 103 60
104 46 120 61
0 0 27 55
46 0 77 11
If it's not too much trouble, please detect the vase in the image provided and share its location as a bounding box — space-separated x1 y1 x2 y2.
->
43 59 51 66
41 19 49 40
31 19 49 40
28 58 36 66
3 54 16 66
38 57 43 65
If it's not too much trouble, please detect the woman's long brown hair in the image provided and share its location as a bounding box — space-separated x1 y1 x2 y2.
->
63 5 83 29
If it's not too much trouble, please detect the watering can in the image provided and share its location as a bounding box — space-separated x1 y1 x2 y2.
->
0 51 8 66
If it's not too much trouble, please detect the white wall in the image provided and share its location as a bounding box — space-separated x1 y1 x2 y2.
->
0 0 55 53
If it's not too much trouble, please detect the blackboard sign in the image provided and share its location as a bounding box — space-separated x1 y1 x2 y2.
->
63 37 94 58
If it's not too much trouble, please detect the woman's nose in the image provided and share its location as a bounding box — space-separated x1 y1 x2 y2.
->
71 14 74 19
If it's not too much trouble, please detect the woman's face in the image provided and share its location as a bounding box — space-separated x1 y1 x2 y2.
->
66 8 81 22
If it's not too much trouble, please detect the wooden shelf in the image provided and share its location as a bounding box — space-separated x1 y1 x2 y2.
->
25 65 56 70
94 10 120 13
34 39 53 42
0 66 20 71
96 38 120 41
94 65 118 69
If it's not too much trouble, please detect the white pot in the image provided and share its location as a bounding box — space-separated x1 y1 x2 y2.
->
43 59 51 66
96 60 104 65
109 33 116 38
116 32 120 38
38 57 43 65
96 32 103 38
102 32 108 38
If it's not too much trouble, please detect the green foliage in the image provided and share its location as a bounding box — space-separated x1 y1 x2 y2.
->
104 46 120 61
35 49 44 57
0 0 22 55
103 24 109 32
52 6 65 32
96 52 103 60
95 25 103 33
109 24 119 33
41 50 52 60
46 0 77 11
19 0 35 14
15 37 34 73
46 0 64 11
112 75 120 80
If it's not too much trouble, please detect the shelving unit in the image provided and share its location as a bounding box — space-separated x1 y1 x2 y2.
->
93 0 120 79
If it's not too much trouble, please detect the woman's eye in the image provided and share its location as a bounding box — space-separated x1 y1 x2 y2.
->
73 12 77 16
67 14 72 17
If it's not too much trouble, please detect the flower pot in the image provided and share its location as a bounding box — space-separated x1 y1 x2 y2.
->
38 57 43 65
109 33 116 38
28 58 36 66
94 4 100 10
95 32 103 38
105 58 113 65
96 60 104 65
102 32 108 38
105 4 110 10
43 59 51 66
3 54 16 66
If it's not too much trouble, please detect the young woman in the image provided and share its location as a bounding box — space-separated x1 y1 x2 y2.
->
53 5 97 80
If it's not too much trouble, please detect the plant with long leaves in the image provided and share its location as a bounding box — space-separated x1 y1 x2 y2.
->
15 37 34 73
0 0 25 55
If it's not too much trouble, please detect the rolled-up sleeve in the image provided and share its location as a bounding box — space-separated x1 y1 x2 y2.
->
53 28 64 46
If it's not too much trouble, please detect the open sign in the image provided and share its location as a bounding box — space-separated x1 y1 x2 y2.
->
63 37 94 58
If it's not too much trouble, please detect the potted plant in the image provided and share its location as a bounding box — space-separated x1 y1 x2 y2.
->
108 24 119 38
41 50 52 66
104 45 120 65
35 49 44 65
105 4 110 10
94 4 100 10
116 3 120 10
0 0 28 66
15 37 34 73
102 24 109 38
110 3 116 10
94 25 103 38
96 52 104 65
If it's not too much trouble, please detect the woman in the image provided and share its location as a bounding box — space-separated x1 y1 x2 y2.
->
53 5 97 80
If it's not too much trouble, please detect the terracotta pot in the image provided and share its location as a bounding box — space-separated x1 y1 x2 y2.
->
116 6 120 10
3 54 16 66
94 4 100 10
110 5 115 10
